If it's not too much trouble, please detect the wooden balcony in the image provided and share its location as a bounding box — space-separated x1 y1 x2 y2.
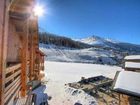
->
4 63 21 104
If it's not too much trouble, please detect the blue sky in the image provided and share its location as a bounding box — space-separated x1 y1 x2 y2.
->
38 0 140 44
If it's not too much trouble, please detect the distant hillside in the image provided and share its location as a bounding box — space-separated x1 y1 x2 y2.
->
39 32 91 49
79 35 140 54
39 32 140 66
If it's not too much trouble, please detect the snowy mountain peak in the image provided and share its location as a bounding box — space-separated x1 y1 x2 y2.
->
80 35 106 45
80 35 117 46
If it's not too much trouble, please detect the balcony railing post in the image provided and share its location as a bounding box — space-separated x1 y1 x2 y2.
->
0 0 10 104
21 19 29 97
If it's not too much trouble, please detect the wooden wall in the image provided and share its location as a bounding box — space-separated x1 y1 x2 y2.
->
0 0 43 104
7 20 22 63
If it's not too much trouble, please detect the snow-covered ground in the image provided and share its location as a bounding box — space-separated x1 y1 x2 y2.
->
43 61 123 105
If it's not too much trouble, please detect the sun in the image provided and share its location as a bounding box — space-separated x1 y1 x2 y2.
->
33 4 44 17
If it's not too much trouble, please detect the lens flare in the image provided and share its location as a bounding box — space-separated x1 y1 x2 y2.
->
33 4 44 17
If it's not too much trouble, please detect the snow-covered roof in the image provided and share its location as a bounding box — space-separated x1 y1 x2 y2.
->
113 71 140 97
125 62 140 69
124 55 140 60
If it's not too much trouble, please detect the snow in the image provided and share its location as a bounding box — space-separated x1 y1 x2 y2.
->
105 38 119 43
79 36 118 46
39 43 123 65
80 36 106 46
125 62 140 69
114 71 140 95
43 61 123 105
124 55 140 60
80 37 104 45
44 61 122 83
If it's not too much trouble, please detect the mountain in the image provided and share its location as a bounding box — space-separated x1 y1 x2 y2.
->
39 32 91 49
80 35 110 46
39 32 140 66
80 35 117 46
79 35 140 54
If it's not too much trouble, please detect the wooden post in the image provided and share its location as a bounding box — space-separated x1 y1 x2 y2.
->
0 0 9 104
29 16 39 81
29 20 35 81
119 94 121 105
21 20 29 97
0 1 5 104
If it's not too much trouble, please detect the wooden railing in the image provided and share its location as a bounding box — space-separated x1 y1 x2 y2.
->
4 63 21 104
25 93 33 105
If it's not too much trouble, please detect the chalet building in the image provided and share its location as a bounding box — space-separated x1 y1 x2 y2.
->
0 0 45 105
113 55 140 105
124 55 140 72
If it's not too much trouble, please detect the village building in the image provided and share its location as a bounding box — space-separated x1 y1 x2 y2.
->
113 55 140 105
0 0 45 105
124 55 140 72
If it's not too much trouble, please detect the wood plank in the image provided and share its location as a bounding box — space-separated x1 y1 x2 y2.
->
25 94 33 105
5 69 21 83
7 87 21 105
4 77 20 98
125 68 140 71
4 76 20 92
4 78 21 103
125 59 140 63
4 84 21 105
6 63 21 74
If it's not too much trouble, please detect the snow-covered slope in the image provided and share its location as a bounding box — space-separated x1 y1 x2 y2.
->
40 43 123 65
39 34 140 66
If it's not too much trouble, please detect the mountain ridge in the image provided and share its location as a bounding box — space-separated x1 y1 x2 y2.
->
39 32 140 66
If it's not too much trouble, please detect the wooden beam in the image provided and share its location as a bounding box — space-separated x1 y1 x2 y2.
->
125 59 140 63
29 21 35 81
29 16 39 80
9 11 30 21
0 0 9 105
6 63 21 74
21 19 29 97
5 76 21 93
4 77 21 102
5 70 21 83
0 1 5 104
9 0 34 15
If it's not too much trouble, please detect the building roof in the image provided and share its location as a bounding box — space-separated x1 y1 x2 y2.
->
124 55 140 60
113 71 140 98
125 62 140 69
36 50 46 56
